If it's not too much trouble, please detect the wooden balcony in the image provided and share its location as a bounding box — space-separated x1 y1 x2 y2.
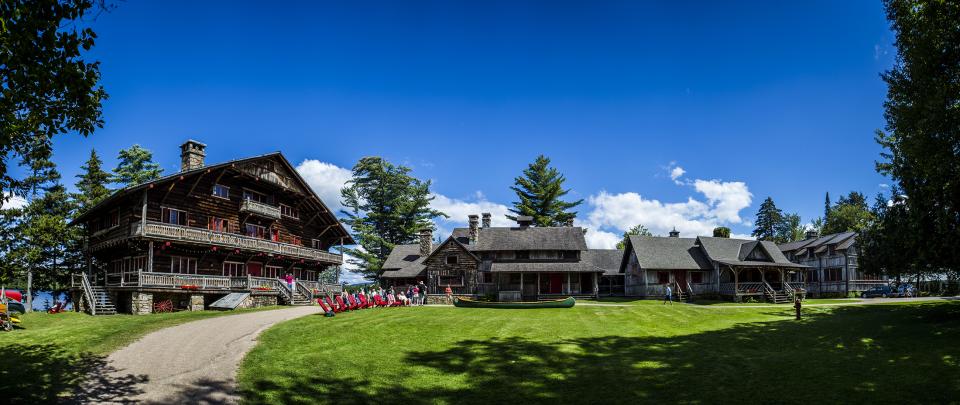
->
240 199 281 220
93 271 340 294
131 221 342 264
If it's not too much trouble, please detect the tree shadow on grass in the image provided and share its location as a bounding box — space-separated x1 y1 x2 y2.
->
242 303 960 404
0 343 147 404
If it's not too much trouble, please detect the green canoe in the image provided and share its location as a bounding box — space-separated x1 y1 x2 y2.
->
453 296 575 309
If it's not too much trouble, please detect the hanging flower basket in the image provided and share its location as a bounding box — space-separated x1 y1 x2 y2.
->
180 285 200 290
255 287 272 291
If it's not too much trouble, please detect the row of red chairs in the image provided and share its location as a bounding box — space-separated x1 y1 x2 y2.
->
317 293 410 315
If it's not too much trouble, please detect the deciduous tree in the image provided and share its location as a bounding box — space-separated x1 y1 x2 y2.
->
712 227 731 238
617 224 652 249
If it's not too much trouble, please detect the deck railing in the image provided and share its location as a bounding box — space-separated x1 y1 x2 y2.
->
299 280 342 294
132 221 342 264
240 199 281 220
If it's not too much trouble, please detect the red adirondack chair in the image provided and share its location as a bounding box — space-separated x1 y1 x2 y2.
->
335 295 348 311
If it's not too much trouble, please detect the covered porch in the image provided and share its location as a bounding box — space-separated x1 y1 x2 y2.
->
718 261 809 303
482 271 600 301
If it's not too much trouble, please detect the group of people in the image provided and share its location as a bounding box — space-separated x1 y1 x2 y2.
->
317 281 428 317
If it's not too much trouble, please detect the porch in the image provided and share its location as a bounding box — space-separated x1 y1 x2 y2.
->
719 265 807 303
481 272 600 301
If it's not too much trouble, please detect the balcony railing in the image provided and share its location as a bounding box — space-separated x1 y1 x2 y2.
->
132 221 342 264
240 199 281 220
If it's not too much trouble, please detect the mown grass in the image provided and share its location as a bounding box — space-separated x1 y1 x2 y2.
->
0 306 280 403
239 301 960 404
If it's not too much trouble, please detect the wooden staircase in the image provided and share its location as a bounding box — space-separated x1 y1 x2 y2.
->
289 290 312 306
763 282 791 304
88 285 117 315
675 282 694 302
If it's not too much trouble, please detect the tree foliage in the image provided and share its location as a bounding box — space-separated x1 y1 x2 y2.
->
862 0 960 278
112 144 162 187
508 155 583 227
0 0 107 199
616 224 652 249
74 149 111 213
712 227 731 238
340 157 446 279
751 197 783 242
822 192 874 235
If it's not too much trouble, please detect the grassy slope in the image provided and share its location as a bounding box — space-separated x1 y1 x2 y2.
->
0 307 279 403
240 302 960 404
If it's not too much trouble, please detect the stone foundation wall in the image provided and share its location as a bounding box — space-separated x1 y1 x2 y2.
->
426 294 456 305
238 294 278 309
189 294 205 311
131 292 153 315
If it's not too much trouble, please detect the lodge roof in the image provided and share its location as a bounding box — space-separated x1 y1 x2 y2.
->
581 249 624 276
450 226 589 251
625 236 712 270
379 244 427 278
72 151 355 245
777 231 857 255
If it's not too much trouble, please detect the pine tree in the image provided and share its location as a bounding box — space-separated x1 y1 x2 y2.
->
508 155 583 227
824 192 831 219
112 145 163 186
616 224 652 249
751 197 783 242
340 157 447 278
74 149 112 213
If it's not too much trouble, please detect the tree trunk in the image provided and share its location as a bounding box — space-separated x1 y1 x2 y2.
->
26 269 33 313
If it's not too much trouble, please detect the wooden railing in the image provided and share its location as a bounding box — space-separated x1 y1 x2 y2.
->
240 199 281 220
295 281 313 301
299 281 342 294
276 280 293 302
737 282 765 294
132 221 342 264
825 256 846 267
140 271 233 290
79 273 96 315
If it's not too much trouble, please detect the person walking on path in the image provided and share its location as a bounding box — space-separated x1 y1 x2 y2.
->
663 285 673 305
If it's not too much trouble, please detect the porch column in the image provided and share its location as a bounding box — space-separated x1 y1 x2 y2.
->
520 273 524 297
593 273 599 298
566 273 571 294
147 241 154 273
537 273 540 296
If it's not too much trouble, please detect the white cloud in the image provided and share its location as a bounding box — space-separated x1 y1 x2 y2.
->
295 159 353 214
430 193 513 238
584 228 621 249
670 166 686 182
1 193 27 210
692 179 752 223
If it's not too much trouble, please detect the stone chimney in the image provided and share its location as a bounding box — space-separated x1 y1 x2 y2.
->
669 227 680 238
481 213 491 228
805 230 819 239
419 227 433 256
468 215 480 244
565 218 574 227
180 140 207 172
516 216 533 228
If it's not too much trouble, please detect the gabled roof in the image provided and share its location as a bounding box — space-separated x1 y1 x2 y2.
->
777 232 857 254
451 226 588 251
624 236 713 271
422 237 479 263
380 244 427 278
697 236 798 267
581 249 625 276
73 151 354 245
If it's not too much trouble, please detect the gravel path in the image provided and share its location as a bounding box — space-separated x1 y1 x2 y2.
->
79 305 321 404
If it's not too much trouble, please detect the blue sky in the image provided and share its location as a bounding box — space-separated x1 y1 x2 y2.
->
35 1 893 258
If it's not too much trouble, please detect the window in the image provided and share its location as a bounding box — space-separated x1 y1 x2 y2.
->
242 190 271 204
690 272 703 284
212 184 230 199
825 268 843 281
562 250 579 259
244 223 266 238
208 217 230 233
279 204 298 219
171 257 197 274
161 207 188 225
303 270 316 281
265 265 283 279
498 251 515 260
657 271 670 284
223 261 246 277
311 239 322 249
108 210 119 227
530 251 559 260
445 255 459 265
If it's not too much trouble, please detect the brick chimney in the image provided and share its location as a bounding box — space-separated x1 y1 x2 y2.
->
468 215 480 244
565 218 574 227
180 140 206 172
419 227 433 256
481 213 491 228
669 227 680 238
805 230 819 239
516 216 533 228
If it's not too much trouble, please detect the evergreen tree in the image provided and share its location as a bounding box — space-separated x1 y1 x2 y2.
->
616 224 652 249
779 213 806 242
340 157 446 278
0 0 107 199
824 192 831 219
508 155 583 227
712 227 731 238
823 192 874 234
74 149 112 213
112 145 163 186
751 197 783 242
873 0 960 276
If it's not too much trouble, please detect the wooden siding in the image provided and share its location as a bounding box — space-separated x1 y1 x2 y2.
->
423 240 478 294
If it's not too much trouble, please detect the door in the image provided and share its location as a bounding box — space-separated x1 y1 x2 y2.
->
549 274 563 294
673 270 687 290
247 263 262 277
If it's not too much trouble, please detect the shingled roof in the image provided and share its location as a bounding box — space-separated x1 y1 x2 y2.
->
379 244 427 278
624 236 713 270
581 249 625 276
777 232 857 255
451 226 589 251
489 261 601 273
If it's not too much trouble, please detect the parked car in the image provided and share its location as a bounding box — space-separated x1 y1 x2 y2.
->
861 285 894 298
897 283 915 298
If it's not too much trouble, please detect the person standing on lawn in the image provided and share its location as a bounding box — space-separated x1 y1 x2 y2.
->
418 281 428 306
794 297 802 320
664 284 673 305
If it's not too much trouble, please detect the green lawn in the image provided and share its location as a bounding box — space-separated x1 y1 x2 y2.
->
0 307 280 403
239 301 960 404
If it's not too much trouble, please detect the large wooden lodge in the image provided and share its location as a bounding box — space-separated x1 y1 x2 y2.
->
71 141 352 314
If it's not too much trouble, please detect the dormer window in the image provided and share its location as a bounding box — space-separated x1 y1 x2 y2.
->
212 184 230 199
446 255 459 265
